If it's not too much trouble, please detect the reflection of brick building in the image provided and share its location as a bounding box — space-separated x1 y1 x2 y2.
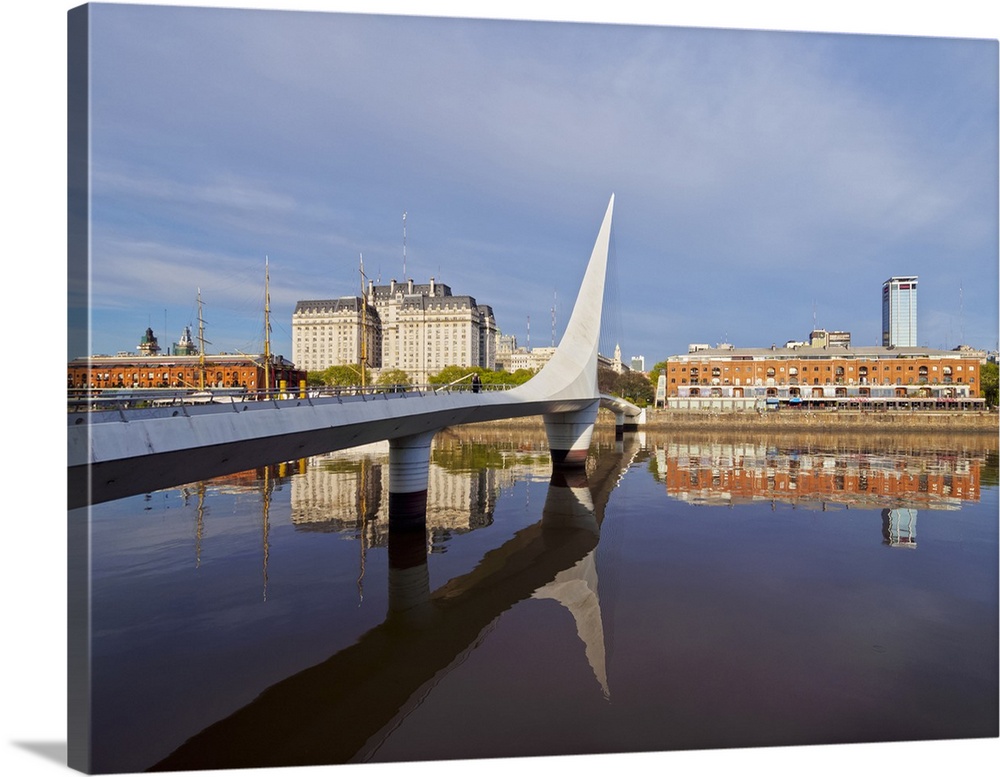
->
656 441 981 509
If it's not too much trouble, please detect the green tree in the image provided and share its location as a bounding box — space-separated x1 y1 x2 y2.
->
598 367 654 406
980 361 998 407
428 365 478 386
314 363 371 387
598 366 620 396
505 368 536 386
648 359 668 392
428 365 537 389
377 368 412 388
619 371 655 406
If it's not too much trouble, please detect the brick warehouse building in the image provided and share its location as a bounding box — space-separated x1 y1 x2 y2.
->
68 327 305 394
661 343 985 411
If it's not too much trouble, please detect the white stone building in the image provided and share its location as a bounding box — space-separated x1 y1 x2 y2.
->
292 296 381 374
293 277 498 384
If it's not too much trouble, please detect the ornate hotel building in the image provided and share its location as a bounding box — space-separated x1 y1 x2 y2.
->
293 277 498 384
292 296 382 374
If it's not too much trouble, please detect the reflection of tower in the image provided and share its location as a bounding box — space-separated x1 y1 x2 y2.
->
881 508 917 548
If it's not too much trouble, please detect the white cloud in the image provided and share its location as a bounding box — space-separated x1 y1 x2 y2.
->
84 7 998 359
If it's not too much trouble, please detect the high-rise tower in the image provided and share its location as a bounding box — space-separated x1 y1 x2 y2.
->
882 276 918 347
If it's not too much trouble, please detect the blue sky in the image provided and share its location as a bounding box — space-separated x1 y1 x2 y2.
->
75 2 998 367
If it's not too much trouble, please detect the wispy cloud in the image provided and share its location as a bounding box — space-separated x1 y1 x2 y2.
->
83 6 998 359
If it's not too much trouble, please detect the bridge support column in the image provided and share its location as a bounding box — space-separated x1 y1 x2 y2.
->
623 407 645 432
543 401 599 467
542 468 598 533
387 521 434 626
614 411 625 440
388 431 437 530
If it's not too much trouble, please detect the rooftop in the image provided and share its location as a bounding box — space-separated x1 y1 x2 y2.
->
671 345 978 360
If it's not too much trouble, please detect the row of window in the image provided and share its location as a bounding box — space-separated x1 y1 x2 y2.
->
679 363 972 373
674 377 969 386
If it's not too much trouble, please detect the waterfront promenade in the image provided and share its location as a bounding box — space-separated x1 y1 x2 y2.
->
486 408 999 435
639 408 998 433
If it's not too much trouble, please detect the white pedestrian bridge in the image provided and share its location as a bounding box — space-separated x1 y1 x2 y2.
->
68 196 643 512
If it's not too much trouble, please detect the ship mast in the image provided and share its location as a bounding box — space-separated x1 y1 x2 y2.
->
359 253 368 390
197 288 207 390
264 257 272 395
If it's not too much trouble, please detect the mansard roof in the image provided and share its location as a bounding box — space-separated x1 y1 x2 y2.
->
293 297 364 314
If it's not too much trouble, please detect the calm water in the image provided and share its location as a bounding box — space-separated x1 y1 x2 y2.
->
82 427 999 773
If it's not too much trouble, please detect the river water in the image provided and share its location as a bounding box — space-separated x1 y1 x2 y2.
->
82 426 999 773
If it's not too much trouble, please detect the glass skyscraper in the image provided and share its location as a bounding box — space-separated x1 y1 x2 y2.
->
882 276 918 347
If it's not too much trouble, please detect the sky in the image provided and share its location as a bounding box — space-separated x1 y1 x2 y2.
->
68 0 999 367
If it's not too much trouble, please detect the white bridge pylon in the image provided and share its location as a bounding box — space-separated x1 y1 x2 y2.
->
68 195 640 512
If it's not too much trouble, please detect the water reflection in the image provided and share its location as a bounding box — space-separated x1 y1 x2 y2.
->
652 437 985 509
649 434 993 550
149 431 641 771
88 428 996 772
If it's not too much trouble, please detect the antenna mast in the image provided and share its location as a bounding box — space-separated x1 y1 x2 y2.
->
959 281 965 345
402 211 407 279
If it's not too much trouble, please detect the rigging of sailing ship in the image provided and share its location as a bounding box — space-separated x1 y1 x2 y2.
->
197 288 209 391
359 253 368 390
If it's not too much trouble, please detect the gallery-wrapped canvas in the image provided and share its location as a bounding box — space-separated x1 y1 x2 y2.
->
66 3 998 775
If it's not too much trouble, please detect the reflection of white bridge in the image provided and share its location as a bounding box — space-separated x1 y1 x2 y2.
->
68 196 642 512
149 429 643 771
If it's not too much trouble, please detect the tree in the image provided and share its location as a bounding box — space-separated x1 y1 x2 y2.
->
648 359 668 392
428 365 537 389
506 368 536 386
428 365 478 386
598 367 619 396
619 371 655 406
980 361 998 407
314 364 371 387
377 368 412 389
598 367 654 406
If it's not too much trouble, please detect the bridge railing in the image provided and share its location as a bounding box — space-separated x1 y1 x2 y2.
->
67 381 519 414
